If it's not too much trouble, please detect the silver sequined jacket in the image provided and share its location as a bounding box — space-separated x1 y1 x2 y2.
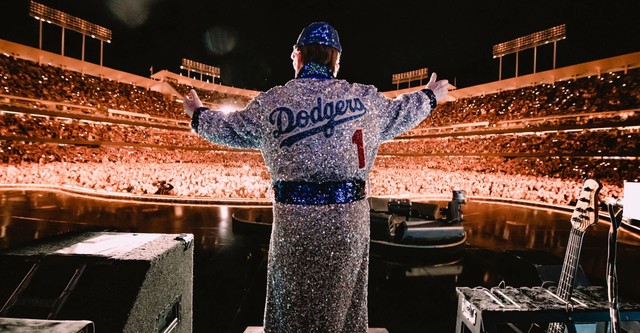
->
191 77 436 186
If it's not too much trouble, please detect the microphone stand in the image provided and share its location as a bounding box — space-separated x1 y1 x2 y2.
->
606 202 623 333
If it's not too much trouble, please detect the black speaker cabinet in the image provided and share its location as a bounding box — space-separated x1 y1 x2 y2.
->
0 317 94 333
0 232 194 333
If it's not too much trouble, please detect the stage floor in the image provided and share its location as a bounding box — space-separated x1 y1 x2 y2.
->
1 189 639 333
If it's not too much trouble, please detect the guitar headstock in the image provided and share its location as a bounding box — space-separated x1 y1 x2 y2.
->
571 178 602 231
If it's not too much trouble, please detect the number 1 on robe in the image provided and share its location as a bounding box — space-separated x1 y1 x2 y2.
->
352 128 365 169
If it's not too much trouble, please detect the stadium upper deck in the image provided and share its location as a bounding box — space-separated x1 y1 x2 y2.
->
2 37 639 103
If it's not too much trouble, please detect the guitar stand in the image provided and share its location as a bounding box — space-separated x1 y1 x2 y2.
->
606 201 623 333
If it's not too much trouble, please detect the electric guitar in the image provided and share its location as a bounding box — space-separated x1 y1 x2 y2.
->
547 178 602 333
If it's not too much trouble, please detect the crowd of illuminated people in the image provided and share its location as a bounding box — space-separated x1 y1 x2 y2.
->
1 55 638 205
0 55 249 120
0 145 628 204
2 113 638 157
422 70 640 127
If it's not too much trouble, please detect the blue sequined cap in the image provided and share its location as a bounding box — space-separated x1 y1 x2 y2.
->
295 22 342 53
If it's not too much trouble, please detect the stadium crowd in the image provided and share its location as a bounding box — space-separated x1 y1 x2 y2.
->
1 55 638 205
0 112 217 149
2 113 637 156
169 82 253 110
1 55 183 119
0 143 629 204
423 69 640 127
382 129 639 156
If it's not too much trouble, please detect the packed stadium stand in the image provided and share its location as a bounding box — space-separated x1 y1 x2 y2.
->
1 39 638 205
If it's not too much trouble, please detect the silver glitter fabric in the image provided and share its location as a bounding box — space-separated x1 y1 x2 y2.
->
193 63 436 332
266 200 370 333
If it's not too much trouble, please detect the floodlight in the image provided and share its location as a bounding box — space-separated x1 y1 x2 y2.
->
29 1 112 42
391 67 429 89
493 24 566 58
181 58 221 80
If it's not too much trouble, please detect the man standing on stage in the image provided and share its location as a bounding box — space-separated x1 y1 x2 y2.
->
184 21 449 333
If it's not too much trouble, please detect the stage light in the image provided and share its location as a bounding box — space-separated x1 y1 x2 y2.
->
624 182 640 220
219 104 239 113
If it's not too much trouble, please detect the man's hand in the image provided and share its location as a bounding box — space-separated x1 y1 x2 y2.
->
183 89 204 118
425 72 449 103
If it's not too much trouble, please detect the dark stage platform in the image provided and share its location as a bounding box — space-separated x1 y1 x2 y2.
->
1 189 639 333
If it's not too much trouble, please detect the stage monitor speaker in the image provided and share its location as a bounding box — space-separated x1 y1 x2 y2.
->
395 221 465 245
499 250 589 288
410 202 439 220
368 197 392 213
0 317 94 333
370 212 393 242
0 232 194 333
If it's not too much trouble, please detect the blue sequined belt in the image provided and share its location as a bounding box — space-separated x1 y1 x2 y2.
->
273 178 366 205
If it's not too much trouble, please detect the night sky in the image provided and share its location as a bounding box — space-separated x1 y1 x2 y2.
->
1 0 639 92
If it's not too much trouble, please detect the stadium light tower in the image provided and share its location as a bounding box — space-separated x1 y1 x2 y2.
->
493 24 566 80
181 58 221 83
29 1 112 66
391 67 429 90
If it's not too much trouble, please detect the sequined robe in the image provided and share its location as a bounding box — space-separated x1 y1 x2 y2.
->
191 63 437 333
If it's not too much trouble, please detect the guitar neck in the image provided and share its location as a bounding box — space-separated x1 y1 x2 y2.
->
547 228 586 333
556 228 585 300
